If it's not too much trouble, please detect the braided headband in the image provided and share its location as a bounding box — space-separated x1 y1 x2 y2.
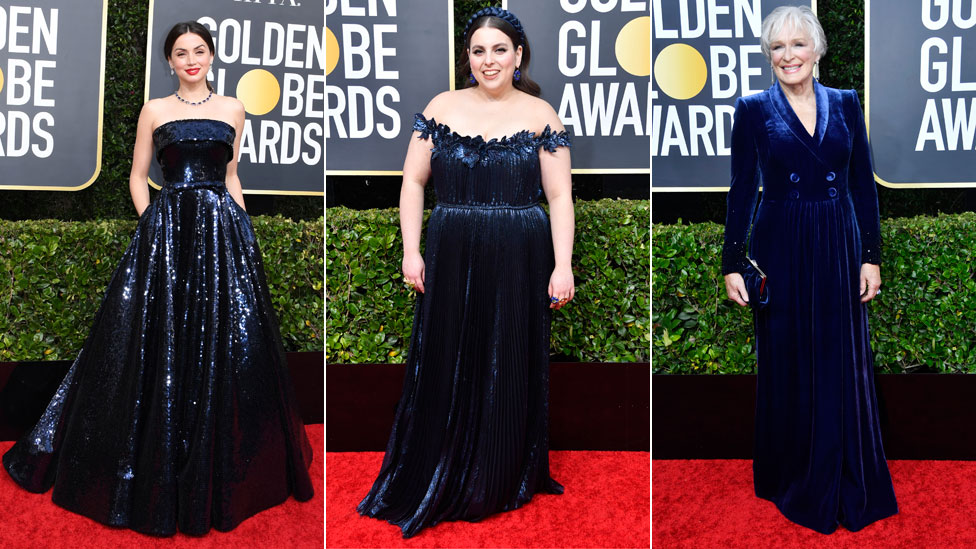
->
463 7 525 46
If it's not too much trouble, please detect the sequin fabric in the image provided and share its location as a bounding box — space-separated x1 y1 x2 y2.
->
2 119 314 536
356 113 570 538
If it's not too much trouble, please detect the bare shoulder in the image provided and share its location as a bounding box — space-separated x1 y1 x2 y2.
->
217 94 245 114
140 97 168 124
522 94 564 133
213 94 245 124
421 89 467 119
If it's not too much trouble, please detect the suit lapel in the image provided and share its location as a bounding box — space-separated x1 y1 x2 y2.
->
769 80 829 165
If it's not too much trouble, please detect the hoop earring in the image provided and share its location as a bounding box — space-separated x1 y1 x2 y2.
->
468 73 476 85
514 68 521 82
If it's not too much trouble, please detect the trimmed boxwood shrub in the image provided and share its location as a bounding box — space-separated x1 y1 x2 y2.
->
0 217 323 361
653 212 976 374
326 199 649 364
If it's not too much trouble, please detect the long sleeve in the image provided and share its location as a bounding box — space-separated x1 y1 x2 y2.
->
846 90 882 265
721 97 762 275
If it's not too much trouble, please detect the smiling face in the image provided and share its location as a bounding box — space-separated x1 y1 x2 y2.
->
769 25 817 87
467 27 522 91
168 32 213 85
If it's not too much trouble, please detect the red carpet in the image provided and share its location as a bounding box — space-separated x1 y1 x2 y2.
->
326 451 650 548
654 460 976 548
0 425 324 549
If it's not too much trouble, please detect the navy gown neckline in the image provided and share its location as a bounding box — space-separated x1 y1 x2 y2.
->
770 80 830 158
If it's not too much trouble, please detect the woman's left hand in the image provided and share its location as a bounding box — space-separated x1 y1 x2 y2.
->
860 263 881 303
549 266 575 310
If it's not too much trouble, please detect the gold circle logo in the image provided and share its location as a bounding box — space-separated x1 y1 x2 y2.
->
236 69 281 116
0 67 4 93
615 16 650 77
654 44 707 100
326 27 339 76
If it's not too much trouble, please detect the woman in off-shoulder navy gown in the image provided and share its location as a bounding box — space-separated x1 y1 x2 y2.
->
722 7 896 534
2 21 313 536
356 8 575 538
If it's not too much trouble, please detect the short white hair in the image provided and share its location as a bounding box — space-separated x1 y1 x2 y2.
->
760 6 827 61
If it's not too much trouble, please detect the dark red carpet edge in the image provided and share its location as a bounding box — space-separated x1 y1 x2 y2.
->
653 460 976 548
0 425 324 549
326 451 650 548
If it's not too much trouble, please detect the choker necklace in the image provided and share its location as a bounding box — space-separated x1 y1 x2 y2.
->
174 89 213 106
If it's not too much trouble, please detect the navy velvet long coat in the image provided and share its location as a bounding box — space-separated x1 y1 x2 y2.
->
721 80 898 534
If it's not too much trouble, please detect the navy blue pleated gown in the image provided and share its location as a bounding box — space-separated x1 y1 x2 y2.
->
357 114 568 538
722 81 898 534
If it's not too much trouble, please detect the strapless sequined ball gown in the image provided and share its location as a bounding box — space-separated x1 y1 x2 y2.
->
2 119 314 536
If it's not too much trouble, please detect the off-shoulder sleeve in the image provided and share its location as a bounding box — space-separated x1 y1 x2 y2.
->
721 97 762 275
537 125 572 153
846 90 882 265
413 113 436 140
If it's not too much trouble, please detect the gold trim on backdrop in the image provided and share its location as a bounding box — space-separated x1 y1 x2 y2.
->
326 168 649 177
863 0 976 188
145 1 325 196
449 1 455 91
326 170 404 176
1 0 109 191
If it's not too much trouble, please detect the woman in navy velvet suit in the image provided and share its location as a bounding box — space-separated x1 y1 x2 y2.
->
721 6 897 534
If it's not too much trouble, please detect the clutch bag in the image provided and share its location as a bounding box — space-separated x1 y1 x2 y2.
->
743 257 769 309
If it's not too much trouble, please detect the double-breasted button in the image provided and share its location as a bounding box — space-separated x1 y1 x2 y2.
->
826 171 836 181
790 173 800 183
827 187 838 198
789 190 800 200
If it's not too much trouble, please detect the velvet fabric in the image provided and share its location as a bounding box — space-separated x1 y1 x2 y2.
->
721 82 897 534
356 114 569 538
2 119 314 536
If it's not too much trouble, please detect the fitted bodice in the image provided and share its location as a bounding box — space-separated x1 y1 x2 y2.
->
413 114 571 207
153 119 235 185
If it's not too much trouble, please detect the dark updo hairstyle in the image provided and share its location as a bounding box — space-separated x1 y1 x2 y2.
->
459 13 541 97
163 21 215 91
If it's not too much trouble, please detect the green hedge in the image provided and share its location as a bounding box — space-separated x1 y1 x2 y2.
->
652 213 976 374
326 199 649 363
0 217 323 361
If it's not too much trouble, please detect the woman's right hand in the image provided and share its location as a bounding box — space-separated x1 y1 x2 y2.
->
724 273 749 307
403 252 426 293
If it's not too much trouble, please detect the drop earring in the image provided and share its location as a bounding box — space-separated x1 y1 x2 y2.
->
170 67 174 75
514 68 521 82
469 73 476 85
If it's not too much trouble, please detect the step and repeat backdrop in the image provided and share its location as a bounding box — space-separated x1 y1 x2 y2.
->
867 0 976 187
0 1 107 191
146 0 324 195
324 1 452 175
324 1 651 175
652 0 808 191
0 0 324 194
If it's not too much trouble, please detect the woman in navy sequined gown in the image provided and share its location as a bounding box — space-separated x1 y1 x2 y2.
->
2 22 313 536
722 7 896 534
356 8 575 539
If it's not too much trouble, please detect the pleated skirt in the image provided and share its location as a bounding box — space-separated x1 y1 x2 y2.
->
2 181 314 536
749 196 897 534
357 203 563 538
